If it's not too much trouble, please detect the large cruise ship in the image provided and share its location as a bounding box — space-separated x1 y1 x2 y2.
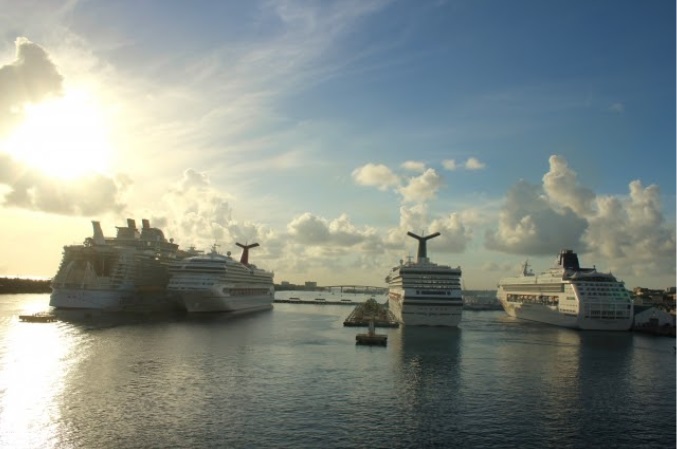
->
385 232 463 326
496 249 634 330
50 219 180 310
167 242 274 313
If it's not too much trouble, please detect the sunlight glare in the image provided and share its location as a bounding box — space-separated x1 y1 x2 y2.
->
4 89 113 179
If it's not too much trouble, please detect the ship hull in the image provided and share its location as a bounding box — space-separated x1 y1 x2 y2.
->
389 291 463 327
49 288 129 310
49 287 173 311
500 299 632 331
173 289 274 313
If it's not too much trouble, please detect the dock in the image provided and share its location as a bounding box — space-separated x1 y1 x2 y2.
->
356 320 388 346
274 298 359 305
343 298 399 328
19 313 57 323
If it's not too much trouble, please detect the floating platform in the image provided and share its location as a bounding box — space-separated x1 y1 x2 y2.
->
355 319 388 346
343 298 399 328
356 333 387 346
19 313 57 323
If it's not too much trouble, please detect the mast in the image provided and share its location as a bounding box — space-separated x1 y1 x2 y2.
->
236 243 260 265
407 232 440 263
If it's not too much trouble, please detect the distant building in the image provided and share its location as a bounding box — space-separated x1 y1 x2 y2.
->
634 306 675 328
304 281 317 290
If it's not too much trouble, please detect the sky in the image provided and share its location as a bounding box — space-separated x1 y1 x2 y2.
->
0 0 674 290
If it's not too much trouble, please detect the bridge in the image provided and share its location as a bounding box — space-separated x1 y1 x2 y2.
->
312 285 387 295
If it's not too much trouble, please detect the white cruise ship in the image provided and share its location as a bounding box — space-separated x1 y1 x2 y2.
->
50 219 180 311
167 242 274 313
386 232 463 326
496 249 633 330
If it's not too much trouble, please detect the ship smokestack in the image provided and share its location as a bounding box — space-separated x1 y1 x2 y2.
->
92 221 106 245
127 218 136 229
236 242 260 266
142 219 150 229
407 231 440 262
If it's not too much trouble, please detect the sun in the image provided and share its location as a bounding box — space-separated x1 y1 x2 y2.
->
3 88 113 179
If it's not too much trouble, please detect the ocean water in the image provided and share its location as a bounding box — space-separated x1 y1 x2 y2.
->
0 292 674 449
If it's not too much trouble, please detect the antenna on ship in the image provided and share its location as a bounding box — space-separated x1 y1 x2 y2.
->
236 242 259 266
406 231 440 263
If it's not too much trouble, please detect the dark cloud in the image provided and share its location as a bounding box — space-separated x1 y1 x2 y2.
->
0 37 64 136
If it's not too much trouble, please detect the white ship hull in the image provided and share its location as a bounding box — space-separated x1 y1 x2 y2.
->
174 289 274 313
500 299 578 328
389 291 463 327
50 288 129 310
49 287 172 311
500 299 633 331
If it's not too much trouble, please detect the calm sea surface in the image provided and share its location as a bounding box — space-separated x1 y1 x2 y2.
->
0 292 674 449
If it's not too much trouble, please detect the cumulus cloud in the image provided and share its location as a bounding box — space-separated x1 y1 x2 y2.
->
0 37 64 136
429 212 472 253
464 157 486 170
397 168 443 203
443 157 485 171
159 169 237 245
0 153 126 215
351 163 400 191
287 212 374 247
542 155 595 216
442 159 457 171
485 178 588 254
486 154 675 279
401 160 425 172
584 180 675 277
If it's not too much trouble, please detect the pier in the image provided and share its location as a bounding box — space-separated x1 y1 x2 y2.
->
356 320 388 346
343 298 399 328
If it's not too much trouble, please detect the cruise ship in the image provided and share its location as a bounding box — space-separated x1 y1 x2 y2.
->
50 219 180 310
167 242 274 313
385 232 463 326
496 249 633 330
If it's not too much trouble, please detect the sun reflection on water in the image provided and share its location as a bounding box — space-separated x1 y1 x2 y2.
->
0 319 78 449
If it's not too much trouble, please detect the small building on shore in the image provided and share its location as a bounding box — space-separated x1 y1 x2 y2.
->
633 306 675 336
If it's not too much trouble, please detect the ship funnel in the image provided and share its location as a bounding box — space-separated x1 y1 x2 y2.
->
558 249 580 271
407 231 440 262
142 219 150 229
127 218 136 229
91 221 106 245
236 242 260 266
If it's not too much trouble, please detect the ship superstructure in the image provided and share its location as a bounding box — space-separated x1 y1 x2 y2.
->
496 249 633 330
49 219 180 310
386 232 463 326
167 242 274 313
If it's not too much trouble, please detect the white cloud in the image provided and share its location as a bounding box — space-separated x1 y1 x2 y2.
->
442 159 457 171
485 154 675 280
584 180 675 277
287 212 374 247
397 168 443 203
484 178 587 254
0 37 64 136
0 154 127 215
542 155 595 216
464 157 486 170
443 157 485 171
401 160 426 172
351 163 400 191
